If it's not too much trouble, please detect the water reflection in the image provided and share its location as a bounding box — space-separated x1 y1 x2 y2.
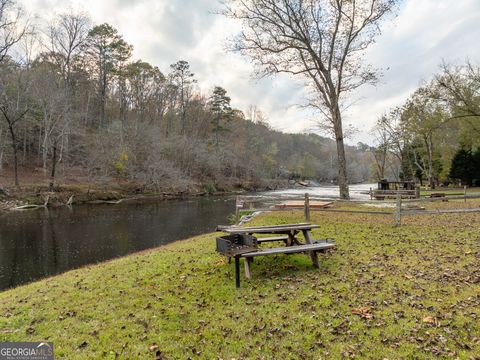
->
0 197 234 291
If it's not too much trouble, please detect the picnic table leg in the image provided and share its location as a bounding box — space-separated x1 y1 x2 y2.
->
287 231 301 246
244 258 252 279
287 233 294 246
303 230 320 268
235 256 241 288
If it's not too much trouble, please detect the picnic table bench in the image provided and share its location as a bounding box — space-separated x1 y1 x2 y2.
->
216 223 335 288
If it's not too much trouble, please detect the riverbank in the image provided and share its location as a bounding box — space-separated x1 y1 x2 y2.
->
1 203 479 358
0 178 289 211
0 163 291 210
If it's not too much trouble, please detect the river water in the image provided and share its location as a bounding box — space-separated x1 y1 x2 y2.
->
263 183 374 200
0 184 374 291
0 197 234 291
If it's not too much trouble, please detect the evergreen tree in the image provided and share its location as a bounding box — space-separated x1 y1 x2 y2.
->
209 86 233 148
449 149 475 186
84 23 132 128
169 60 196 135
473 149 480 186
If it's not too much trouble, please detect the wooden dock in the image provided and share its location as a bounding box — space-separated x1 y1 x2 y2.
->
274 200 333 209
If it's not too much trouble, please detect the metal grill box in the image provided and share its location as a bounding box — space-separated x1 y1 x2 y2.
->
216 234 258 256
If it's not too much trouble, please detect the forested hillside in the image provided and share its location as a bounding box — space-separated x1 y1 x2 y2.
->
0 8 373 193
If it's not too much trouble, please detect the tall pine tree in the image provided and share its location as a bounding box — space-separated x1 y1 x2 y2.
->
209 86 233 148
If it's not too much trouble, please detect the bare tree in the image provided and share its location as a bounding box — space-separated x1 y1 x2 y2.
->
436 61 480 132
46 13 90 176
0 0 29 187
49 13 90 86
401 84 450 189
0 123 6 172
371 115 390 181
376 108 409 178
0 92 29 187
0 0 27 63
223 0 400 199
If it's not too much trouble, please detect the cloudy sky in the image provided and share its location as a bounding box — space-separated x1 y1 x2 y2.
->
20 0 480 144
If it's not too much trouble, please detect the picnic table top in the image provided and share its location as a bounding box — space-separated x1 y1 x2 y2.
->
217 223 319 234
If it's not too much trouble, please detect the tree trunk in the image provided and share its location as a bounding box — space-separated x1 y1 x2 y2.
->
100 83 106 129
426 133 435 190
85 94 91 126
42 114 48 175
373 149 386 181
180 83 186 135
99 60 107 129
7 123 19 187
22 120 27 166
333 109 349 199
49 142 57 191
0 127 4 172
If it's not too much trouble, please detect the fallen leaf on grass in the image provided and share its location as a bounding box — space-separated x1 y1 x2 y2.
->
351 307 373 319
149 343 159 352
422 316 436 325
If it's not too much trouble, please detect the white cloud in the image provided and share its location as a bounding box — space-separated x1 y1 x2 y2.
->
19 0 480 144
348 0 480 143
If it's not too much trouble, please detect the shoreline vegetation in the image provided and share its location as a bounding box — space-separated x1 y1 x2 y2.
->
1 178 479 212
1 201 479 358
0 178 290 211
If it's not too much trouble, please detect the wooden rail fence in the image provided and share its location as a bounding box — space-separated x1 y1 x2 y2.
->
235 191 480 227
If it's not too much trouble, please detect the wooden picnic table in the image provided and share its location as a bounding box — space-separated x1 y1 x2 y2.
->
216 223 334 287
217 222 319 246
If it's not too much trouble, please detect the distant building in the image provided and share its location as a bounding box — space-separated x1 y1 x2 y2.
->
373 179 419 199
378 179 416 191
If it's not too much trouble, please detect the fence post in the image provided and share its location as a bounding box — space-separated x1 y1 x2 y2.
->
304 193 310 222
415 185 420 199
464 185 467 203
370 187 373 200
394 192 402 227
235 196 240 224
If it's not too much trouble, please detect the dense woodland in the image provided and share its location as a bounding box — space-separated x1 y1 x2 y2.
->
0 2 373 193
368 62 480 188
2 0 478 194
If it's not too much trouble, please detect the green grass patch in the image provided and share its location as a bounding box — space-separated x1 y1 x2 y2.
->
1 207 480 359
420 187 480 197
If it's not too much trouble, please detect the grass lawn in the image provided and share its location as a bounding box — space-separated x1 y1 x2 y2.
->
1 202 480 359
420 187 480 197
